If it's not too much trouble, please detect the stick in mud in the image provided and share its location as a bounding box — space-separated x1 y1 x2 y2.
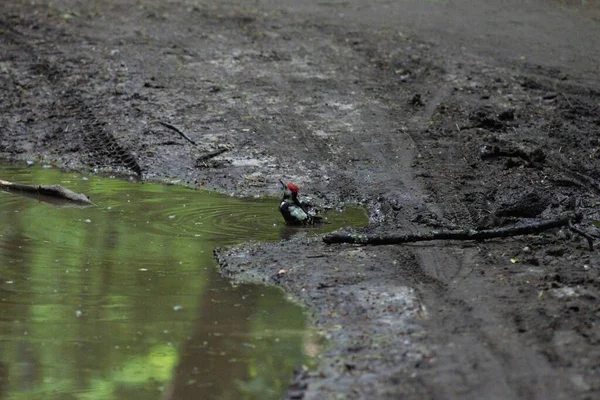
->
568 219 595 251
195 147 231 167
158 121 197 145
323 214 594 250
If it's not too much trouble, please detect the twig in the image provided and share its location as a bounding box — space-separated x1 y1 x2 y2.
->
557 166 600 194
323 214 584 246
548 176 585 189
548 153 600 194
568 219 594 250
561 92 573 108
158 121 196 145
196 147 231 167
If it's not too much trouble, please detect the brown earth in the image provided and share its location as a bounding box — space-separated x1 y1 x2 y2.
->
2 0 600 399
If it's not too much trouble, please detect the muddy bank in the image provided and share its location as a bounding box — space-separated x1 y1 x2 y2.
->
2 0 600 398
215 239 432 399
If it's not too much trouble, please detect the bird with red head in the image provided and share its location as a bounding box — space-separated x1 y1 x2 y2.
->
278 180 322 225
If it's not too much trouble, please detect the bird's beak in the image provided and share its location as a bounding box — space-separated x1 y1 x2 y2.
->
279 180 286 189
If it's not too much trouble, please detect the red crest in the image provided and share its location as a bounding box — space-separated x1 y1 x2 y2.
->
287 182 299 193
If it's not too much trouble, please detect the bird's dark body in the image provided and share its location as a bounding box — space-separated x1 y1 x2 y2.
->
278 181 323 225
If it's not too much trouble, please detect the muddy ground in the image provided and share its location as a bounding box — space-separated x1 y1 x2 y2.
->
2 0 600 398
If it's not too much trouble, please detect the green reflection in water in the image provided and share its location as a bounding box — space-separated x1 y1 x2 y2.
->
0 165 368 400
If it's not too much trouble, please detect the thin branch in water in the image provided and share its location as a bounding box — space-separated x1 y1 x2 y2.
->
158 121 196 145
0 180 95 207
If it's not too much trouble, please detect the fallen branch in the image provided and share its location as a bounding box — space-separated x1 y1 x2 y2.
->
323 214 593 249
0 180 94 206
158 121 196 145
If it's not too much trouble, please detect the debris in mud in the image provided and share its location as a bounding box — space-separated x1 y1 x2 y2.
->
285 366 309 400
459 105 516 131
195 147 231 168
158 121 197 145
472 189 551 229
409 93 425 107
494 190 550 219
478 141 546 165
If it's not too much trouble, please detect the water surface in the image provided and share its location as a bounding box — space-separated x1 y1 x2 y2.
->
0 165 367 400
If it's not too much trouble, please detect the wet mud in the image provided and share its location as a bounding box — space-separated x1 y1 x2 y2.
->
1 0 600 398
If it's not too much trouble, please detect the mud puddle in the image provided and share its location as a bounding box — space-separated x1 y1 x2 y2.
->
0 164 367 400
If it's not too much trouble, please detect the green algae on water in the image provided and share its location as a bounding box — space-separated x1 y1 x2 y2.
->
0 165 367 400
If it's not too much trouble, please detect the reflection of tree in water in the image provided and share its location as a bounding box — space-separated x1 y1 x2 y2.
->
0 169 314 399
0 361 8 399
164 267 309 400
164 267 257 400
0 202 42 392
71 220 121 389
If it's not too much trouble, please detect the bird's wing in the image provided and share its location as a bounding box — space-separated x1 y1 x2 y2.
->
289 204 309 221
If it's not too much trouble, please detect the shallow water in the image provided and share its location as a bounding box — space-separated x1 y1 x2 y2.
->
0 165 367 400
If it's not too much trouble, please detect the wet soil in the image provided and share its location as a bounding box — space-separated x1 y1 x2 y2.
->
2 0 600 398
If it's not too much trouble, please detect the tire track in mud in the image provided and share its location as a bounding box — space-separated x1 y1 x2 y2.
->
0 13 142 177
68 100 143 177
404 61 584 398
371 75 555 399
295 28 560 398
243 21 575 397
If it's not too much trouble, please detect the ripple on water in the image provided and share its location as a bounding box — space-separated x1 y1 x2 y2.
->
137 198 281 243
0 165 367 400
